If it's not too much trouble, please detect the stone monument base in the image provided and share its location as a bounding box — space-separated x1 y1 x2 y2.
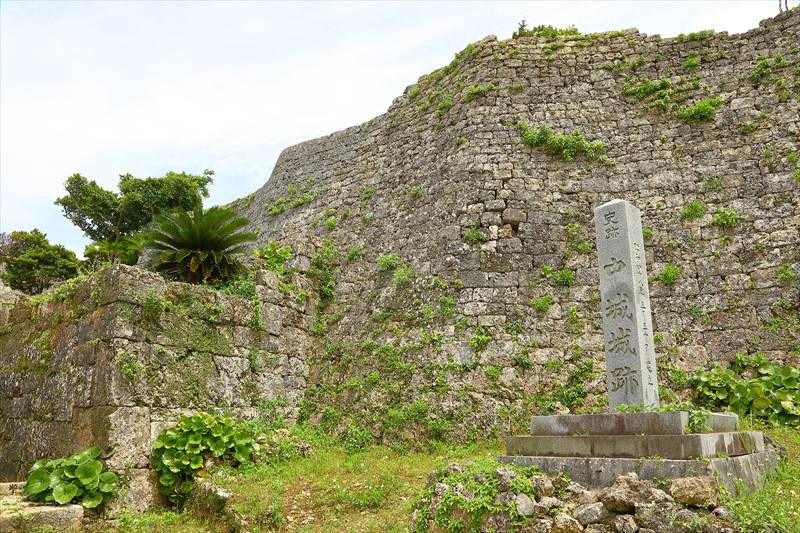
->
498 412 780 494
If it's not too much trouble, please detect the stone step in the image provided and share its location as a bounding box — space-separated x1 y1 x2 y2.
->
530 411 738 436
0 494 83 532
0 484 23 497
506 431 764 460
497 449 780 494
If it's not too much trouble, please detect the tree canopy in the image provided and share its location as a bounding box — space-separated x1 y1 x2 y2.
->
0 230 81 294
55 170 214 242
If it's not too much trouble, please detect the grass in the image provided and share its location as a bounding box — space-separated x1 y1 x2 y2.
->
208 436 503 533
722 419 800 532
92 423 800 533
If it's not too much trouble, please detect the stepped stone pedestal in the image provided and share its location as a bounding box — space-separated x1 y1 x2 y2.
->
498 201 779 493
498 412 780 493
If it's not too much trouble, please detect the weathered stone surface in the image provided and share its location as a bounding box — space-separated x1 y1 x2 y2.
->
612 514 637 533
553 513 584 533
595 199 659 408
0 495 83 532
572 502 613 526
669 477 718 508
530 412 738 436
516 493 535 516
228 10 800 440
497 450 779 493
526 476 552 500
506 431 764 459
0 265 316 513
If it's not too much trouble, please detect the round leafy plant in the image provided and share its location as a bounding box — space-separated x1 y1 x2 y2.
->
691 362 800 426
23 447 119 508
152 412 258 506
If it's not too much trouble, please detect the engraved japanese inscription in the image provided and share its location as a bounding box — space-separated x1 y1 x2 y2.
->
594 199 660 409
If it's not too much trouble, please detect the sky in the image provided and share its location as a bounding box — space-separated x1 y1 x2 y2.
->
0 0 788 255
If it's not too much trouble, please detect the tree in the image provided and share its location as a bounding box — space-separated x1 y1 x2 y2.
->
145 206 256 284
0 230 81 294
55 170 214 242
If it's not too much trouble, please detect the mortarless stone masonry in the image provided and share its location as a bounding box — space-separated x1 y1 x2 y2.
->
0 265 317 511
233 12 798 435
0 11 798 511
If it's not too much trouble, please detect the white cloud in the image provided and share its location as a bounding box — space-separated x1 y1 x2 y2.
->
0 0 785 254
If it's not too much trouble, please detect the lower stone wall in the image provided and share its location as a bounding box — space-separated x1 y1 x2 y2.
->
0 265 317 511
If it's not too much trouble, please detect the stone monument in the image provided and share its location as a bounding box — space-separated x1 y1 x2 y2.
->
498 199 779 492
594 198 659 409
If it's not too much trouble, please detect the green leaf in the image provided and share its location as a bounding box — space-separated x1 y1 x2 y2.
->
24 469 51 496
53 482 79 505
75 460 103 486
190 455 203 469
81 490 103 509
99 471 119 493
83 447 102 460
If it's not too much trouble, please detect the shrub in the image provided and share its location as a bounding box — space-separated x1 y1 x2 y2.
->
408 186 423 199
531 295 554 314
23 447 118 508
309 239 339 303
377 253 401 271
83 234 145 267
413 460 547 532
464 83 495 102
691 362 800 426
680 200 707 221
655 264 681 286
515 121 606 162
146 206 256 284
341 423 372 452
777 263 796 286
676 97 722 123
152 412 258 506
711 208 743 228
463 226 487 245
408 85 421 99
683 52 700 70
435 94 454 117
470 326 491 353
540 266 575 287
254 241 293 276
346 246 364 262
393 264 416 287
0 230 80 295
212 272 257 300
512 20 580 39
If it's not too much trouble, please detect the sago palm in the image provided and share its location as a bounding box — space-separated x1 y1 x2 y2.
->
146 206 256 284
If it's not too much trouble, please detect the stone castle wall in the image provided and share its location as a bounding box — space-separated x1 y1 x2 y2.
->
0 265 316 509
0 13 798 508
235 12 799 437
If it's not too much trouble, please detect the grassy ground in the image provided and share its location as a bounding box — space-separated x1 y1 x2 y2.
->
722 419 800 532
98 423 799 533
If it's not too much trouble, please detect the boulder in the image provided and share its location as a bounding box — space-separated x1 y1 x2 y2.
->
516 493 536 517
613 514 638 533
553 513 585 533
572 502 613 526
669 477 718 508
532 475 555 497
